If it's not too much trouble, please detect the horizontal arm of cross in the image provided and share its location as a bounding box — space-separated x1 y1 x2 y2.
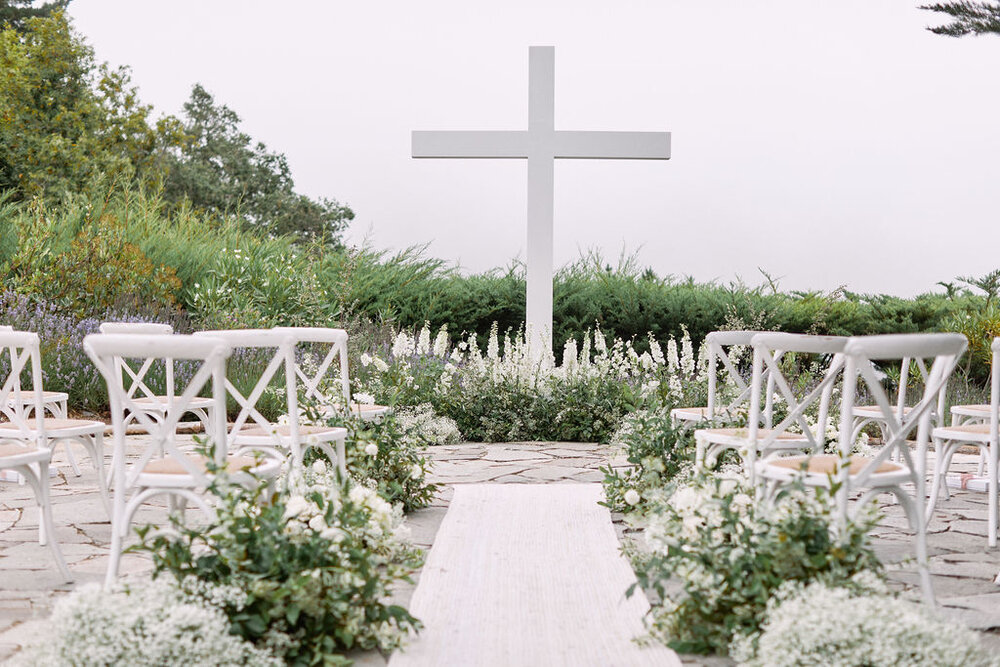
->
412 131 529 158
553 131 670 159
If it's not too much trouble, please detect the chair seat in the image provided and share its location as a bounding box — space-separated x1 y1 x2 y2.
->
5 391 68 404
142 453 263 475
352 403 390 416
129 396 215 410
695 427 807 446
765 454 904 476
933 423 992 443
232 423 347 441
0 417 104 436
950 404 991 418
852 405 913 418
0 442 49 465
670 406 714 421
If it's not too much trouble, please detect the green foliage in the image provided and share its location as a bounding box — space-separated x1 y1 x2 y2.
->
601 407 697 512
135 465 422 666
0 195 182 316
162 84 353 244
0 12 182 201
0 0 68 32
635 474 883 655
921 1 1000 36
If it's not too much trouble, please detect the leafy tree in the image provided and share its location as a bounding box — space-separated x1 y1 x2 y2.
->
162 84 353 244
920 1 1000 36
0 0 67 32
0 11 182 201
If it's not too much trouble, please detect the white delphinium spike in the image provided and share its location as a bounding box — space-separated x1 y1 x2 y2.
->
433 325 449 357
391 331 413 358
649 334 665 366
562 338 578 372
696 343 710 383
666 337 680 373
680 327 695 378
417 322 432 355
486 323 500 361
580 331 592 367
594 327 607 356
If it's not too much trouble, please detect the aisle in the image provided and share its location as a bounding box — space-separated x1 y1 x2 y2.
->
388 483 681 667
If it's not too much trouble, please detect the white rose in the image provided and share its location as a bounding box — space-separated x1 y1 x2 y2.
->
364 443 379 457
308 515 326 531
624 489 641 506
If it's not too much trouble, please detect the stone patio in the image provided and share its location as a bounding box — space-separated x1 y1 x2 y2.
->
1 437 998 664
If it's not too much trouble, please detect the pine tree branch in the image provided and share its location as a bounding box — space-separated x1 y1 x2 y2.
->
919 1 1000 36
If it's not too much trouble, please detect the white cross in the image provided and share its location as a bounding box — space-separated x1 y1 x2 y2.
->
413 46 671 355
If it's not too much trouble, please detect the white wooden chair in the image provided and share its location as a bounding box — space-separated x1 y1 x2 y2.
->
194 329 349 475
0 331 71 581
0 325 69 421
756 333 967 607
927 337 999 546
695 333 847 469
0 327 107 507
274 326 391 421
98 322 215 436
85 332 282 584
671 330 770 425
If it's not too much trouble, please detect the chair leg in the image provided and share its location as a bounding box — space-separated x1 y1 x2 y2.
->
989 438 998 548
83 433 110 518
61 439 83 477
21 461 72 582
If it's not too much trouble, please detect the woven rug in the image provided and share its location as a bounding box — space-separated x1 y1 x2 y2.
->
389 483 681 667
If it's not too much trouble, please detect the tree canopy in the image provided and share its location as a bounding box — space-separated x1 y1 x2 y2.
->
920 1 1000 36
161 84 354 244
0 9 353 244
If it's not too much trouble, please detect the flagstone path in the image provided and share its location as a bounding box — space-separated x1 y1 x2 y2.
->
1 438 999 664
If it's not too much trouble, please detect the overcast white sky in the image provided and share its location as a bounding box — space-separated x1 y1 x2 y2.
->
70 1 999 296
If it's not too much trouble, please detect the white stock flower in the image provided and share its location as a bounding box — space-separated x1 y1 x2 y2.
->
417 323 431 355
433 326 449 357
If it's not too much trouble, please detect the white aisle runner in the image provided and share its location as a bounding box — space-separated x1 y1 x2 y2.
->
389 483 681 667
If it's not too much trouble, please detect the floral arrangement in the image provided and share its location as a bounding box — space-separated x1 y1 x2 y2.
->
351 322 711 443
11 579 278 666
732 576 999 667
633 472 883 655
601 406 696 513
395 403 463 445
134 461 423 665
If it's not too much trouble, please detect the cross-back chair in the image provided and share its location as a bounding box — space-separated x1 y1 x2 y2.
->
0 325 69 422
194 329 349 475
86 332 281 583
849 355 941 455
274 326 390 421
927 336 998 546
0 326 107 506
98 322 215 436
756 333 967 607
0 331 71 581
694 333 846 469
671 330 772 426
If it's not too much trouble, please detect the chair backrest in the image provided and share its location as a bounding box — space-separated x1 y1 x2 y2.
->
98 322 176 404
705 330 776 422
192 329 299 455
84 333 231 486
273 326 351 407
748 332 850 457
0 330 46 443
837 333 967 489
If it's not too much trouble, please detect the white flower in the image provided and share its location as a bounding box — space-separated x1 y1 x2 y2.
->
360 353 373 367
283 495 310 520
364 443 379 456
354 392 375 405
409 463 423 478
308 515 326 531
624 489 641 506
311 459 327 475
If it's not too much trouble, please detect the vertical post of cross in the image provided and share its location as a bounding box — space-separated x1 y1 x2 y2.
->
526 46 555 356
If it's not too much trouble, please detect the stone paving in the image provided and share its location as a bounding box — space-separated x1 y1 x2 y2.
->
1 437 999 664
